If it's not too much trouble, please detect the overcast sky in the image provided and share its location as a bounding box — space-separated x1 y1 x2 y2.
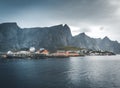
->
0 0 120 41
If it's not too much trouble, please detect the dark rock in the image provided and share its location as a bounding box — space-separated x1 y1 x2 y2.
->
0 22 120 54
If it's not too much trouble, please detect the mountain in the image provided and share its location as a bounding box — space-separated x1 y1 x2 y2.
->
99 36 120 54
71 33 98 50
19 24 72 50
0 22 120 53
0 23 72 51
71 33 120 54
0 23 20 51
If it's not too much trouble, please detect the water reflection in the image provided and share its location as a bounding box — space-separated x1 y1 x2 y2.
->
0 56 120 88
67 56 120 88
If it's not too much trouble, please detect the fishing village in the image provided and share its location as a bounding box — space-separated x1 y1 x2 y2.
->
0 47 83 59
0 46 115 59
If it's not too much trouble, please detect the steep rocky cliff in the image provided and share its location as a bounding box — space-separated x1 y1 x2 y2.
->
0 23 72 51
0 22 120 53
0 23 20 51
71 33 120 53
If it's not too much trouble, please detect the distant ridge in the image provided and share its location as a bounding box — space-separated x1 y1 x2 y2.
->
0 22 120 53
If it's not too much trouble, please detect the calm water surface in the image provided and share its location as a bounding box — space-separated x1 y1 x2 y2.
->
0 55 120 88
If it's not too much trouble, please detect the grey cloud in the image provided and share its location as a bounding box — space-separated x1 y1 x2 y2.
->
0 0 120 41
80 28 91 33
52 0 116 25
